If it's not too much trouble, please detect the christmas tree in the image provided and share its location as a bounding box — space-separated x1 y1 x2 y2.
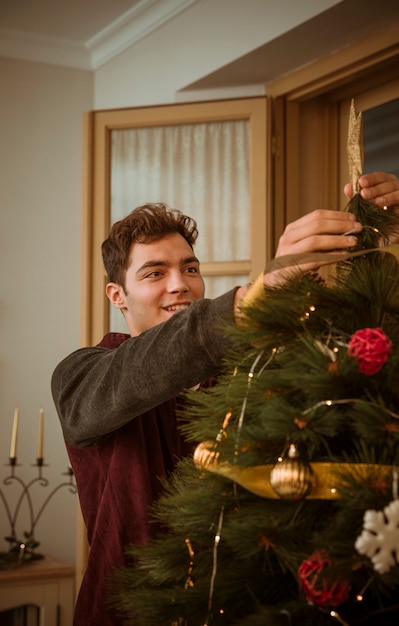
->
110 105 399 626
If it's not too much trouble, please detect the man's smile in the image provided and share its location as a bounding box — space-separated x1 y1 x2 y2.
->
164 302 192 312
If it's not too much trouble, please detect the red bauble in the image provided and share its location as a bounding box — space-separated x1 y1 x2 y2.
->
298 550 351 607
348 327 392 375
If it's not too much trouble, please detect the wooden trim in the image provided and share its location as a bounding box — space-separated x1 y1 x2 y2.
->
81 110 112 347
285 101 300 227
0 554 75 584
94 97 266 127
200 260 251 276
80 112 94 348
76 112 94 597
265 96 276 255
90 114 111 345
349 76 399 111
266 22 399 101
269 96 285 255
248 99 268 275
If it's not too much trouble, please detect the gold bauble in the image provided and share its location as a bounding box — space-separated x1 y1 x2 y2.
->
270 444 314 499
193 441 220 469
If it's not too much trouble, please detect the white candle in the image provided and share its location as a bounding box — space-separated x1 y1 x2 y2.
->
10 408 19 459
37 408 44 460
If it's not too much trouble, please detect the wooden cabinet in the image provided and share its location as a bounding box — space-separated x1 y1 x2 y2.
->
0 555 75 626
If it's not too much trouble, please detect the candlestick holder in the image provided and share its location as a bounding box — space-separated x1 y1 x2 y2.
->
0 458 76 570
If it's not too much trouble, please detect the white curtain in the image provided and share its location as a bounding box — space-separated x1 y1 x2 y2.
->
110 120 250 331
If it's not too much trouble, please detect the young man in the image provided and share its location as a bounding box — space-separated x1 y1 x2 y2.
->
51 172 399 626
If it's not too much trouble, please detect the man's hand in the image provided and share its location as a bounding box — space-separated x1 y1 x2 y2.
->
344 172 399 209
345 172 399 245
265 171 399 287
262 210 362 287
274 210 362 259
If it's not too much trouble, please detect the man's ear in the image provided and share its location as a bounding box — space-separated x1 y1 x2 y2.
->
106 282 127 310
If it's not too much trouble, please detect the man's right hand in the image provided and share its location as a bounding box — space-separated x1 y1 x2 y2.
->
264 209 362 287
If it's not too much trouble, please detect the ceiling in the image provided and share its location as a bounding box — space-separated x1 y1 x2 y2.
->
0 0 198 69
0 0 143 41
1 0 399 88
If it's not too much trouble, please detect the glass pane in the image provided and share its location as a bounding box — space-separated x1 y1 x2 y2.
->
363 97 399 178
110 120 250 263
203 274 250 300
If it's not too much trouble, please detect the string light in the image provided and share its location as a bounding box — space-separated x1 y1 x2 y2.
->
329 610 350 625
184 538 195 590
203 505 225 626
214 348 273 449
234 350 265 458
302 397 399 421
355 577 373 603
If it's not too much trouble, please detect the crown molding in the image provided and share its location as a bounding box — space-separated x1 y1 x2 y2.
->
0 0 198 71
87 0 199 70
0 28 92 70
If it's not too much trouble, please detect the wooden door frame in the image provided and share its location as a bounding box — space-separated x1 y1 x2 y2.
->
266 22 399 254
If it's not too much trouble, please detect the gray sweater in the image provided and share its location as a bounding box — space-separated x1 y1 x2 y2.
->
52 289 238 448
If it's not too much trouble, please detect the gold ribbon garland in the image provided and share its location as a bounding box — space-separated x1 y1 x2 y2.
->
263 243 399 278
195 449 392 500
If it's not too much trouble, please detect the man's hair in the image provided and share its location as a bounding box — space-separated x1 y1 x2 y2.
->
102 202 199 287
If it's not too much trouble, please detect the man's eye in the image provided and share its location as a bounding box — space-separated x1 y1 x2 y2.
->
186 266 199 274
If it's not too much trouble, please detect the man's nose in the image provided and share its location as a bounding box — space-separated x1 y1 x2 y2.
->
167 272 189 292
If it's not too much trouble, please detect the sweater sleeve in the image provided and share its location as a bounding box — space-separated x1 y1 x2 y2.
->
51 289 238 447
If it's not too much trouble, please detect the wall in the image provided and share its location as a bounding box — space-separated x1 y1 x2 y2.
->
0 57 93 564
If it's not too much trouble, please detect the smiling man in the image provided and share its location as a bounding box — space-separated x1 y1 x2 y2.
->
51 180 399 626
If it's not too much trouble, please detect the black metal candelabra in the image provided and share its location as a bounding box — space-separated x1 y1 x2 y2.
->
0 456 76 569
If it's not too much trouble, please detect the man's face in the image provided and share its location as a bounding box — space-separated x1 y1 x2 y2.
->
106 233 205 336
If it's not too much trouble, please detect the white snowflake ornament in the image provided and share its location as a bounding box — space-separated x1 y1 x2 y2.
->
355 499 399 574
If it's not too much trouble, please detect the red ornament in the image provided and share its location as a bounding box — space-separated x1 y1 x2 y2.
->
348 327 392 375
298 551 351 607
